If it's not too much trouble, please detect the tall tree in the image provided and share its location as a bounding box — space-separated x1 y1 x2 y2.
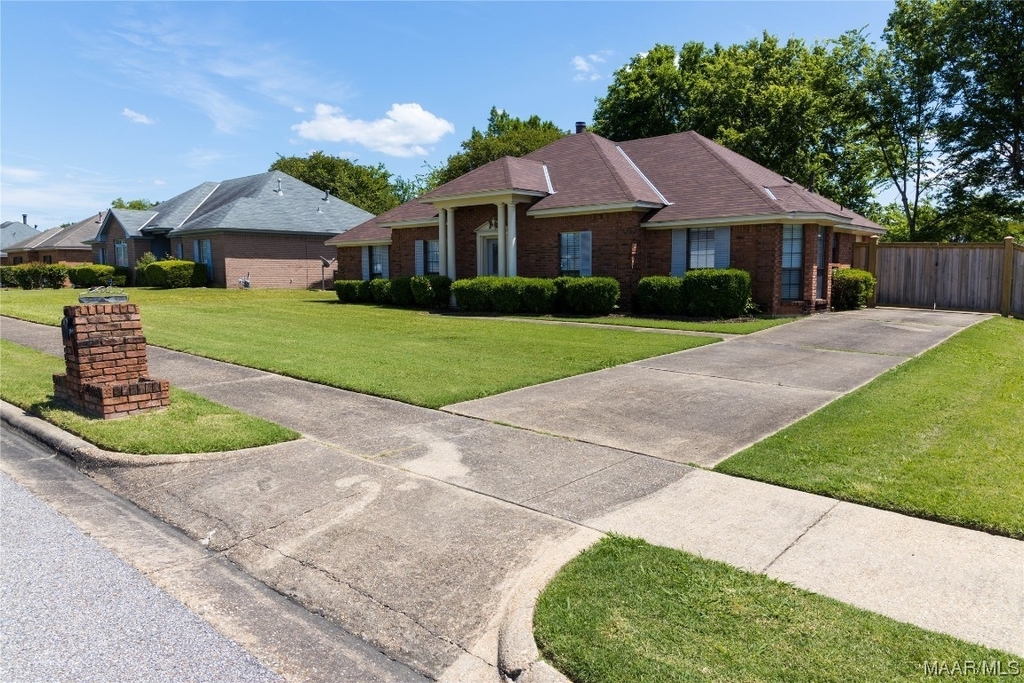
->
593 34 878 211
427 107 566 188
270 152 401 215
111 197 159 210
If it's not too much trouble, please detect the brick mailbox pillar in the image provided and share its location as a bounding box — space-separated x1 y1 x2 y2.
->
52 304 170 419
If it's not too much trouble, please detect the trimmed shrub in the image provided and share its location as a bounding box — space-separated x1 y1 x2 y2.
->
552 276 575 314
451 277 497 312
489 278 526 314
832 268 875 311
0 263 68 290
68 264 116 288
410 275 452 309
368 278 393 304
389 276 416 307
113 266 132 287
561 276 620 316
334 279 373 303
145 260 207 288
681 268 751 318
520 278 557 314
638 276 685 315
133 252 157 286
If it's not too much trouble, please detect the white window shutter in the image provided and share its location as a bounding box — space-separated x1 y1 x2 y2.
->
580 231 592 276
414 240 424 276
671 229 687 276
714 227 731 269
381 246 390 279
361 247 370 281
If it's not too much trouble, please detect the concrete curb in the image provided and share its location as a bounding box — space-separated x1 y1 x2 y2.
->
0 399 282 468
496 527 602 682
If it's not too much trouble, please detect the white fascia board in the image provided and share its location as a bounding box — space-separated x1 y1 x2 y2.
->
386 220 438 229
643 212 858 229
528 202 662 218
327 238 392 247
420 189 547 208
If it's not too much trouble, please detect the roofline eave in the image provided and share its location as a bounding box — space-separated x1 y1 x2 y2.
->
642 211 882 232
528 201 664 218
420 189 548 208
328 238 393 247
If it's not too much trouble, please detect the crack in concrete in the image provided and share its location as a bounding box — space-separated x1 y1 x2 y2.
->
761 500 841 574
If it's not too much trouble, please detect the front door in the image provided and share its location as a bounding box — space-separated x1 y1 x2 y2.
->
485 238 499 276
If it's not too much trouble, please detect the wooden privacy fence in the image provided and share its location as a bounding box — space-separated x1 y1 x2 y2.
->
852 236 1023 317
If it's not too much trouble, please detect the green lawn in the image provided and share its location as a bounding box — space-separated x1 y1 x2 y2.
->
544 314 795 335
0 340 298 454
535 536 1015 683
717 316 1024 539
0 288 717 408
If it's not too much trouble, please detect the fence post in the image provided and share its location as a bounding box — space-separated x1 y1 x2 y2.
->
1002 236 1015 317
866 235 879 308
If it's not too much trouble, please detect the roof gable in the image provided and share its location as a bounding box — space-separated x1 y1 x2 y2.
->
5 211 107 252
419 157 550 202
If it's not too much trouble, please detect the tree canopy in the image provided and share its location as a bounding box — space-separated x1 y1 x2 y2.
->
269 152 403 215
426 107 567 188
111 197 159 210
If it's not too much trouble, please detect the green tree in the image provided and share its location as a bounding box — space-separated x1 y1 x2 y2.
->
111 197 158 210
593 34 878 211
427 107 567 188
270 152 401 215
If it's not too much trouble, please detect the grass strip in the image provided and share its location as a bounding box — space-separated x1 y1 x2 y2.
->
0 339 299 454
716 316 1024 539
535 536 1016 683
0 289 718 408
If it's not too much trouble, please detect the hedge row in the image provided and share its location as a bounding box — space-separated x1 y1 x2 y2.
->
0 263 69 289
831 268 875 311
68 264 116 288
144 260 207 288
638 269 752 318
335 275 452 309
451 276 620 316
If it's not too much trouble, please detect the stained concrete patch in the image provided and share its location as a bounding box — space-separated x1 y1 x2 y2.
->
91 441 575 680
749 314 966 356
585 470 837 572
766 502 1024 656
838 307 988 328
447 366 837 466
636 340 906 392
380 424 635 505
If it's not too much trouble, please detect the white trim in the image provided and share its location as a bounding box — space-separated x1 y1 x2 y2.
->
330 239 392 247
383 219 438 229
529 201 662 218
176 183 221 228
642 212 883 232
763 186 778 201
422 189 547 208
615 146 671 205
542 164 555 194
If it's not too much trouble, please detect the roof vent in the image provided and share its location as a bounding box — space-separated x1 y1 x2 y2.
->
276 178 283 194
22 214 27 224
575 121 586 134
782 176 794 184
323 189 329 202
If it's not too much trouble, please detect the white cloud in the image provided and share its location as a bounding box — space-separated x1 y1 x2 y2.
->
154 179 167 186
1 166 42 183
122 107 155 124
180 148 227 168
292 103 455 157
572 52 611 82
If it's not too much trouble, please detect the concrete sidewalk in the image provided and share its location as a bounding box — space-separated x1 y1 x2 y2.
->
2 311 1021 673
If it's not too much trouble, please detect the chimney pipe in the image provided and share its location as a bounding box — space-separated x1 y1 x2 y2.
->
22 214 27 224
576 122 586 134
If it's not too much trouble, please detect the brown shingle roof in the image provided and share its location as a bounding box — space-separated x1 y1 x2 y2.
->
326 199 436 245
5 211 107 252
419 157 549 201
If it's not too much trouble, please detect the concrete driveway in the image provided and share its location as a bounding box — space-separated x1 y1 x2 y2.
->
445 308 988 466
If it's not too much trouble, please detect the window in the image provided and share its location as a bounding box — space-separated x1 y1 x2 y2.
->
560 232 581 276
96 248 105 265
175 243 183 260
114 239 128 267
193 238 212 279
782 225 804 300
43 255 52 264
688 228 715 269
370 245 388 279
425 240 439 275
12 256 23 265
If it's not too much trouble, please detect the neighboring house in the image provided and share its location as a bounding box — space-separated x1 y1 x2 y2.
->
87 171 373 288
2 213 102 267
1 218 41 264
328 129 884 314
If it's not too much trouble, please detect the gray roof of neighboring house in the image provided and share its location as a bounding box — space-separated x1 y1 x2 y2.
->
96 171 373 242
5 212 106 252
1 221 41 250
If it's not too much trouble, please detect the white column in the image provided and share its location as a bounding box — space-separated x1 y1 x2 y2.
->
497 203 507 277
438 208 448 277
446 207 456 280
507 202 518 276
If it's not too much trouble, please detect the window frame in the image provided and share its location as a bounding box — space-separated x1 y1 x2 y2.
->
425 239 440 276
687 228 715 269
559 232 582 277
370 245 388 279
114 239 128 268
781 225 804 301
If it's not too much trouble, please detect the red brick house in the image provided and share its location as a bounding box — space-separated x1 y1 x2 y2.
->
328 129 884 314
2 212 102 268
88 171 372 288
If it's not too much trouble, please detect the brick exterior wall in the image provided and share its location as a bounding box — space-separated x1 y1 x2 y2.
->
52 304 170 419
94 220 152 273
729 224 784 312
391 225 442 276
166 232 338 289
336 245 365 280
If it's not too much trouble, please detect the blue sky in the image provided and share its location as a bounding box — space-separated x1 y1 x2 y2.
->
1 1 895 229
